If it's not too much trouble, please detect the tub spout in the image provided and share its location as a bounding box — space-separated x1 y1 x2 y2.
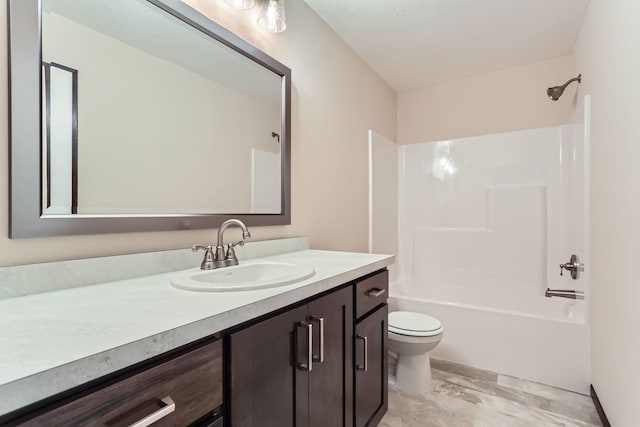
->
545 288 584 300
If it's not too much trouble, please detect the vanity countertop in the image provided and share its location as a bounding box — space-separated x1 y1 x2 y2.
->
0 249 393 417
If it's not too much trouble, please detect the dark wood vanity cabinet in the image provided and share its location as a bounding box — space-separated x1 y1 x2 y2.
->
227 285 354 427
228 270 389 427
354 271 389 427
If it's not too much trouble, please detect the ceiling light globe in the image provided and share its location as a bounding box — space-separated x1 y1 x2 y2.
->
224 0 256 10
257 0 286 33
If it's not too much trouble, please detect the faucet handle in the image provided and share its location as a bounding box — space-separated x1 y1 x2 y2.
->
192 244 213 252
192 245 215 270
224 241 245 266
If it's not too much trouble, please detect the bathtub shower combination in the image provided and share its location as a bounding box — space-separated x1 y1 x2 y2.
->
369 103 591 394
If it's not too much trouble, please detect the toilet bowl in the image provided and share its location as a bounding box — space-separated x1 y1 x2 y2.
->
388 311 443 394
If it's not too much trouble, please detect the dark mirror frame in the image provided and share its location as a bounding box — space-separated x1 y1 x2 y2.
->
8 0 291 238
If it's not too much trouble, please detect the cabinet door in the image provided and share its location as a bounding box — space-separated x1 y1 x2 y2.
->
307 286 353 427
228 305 309 427
354 304 388 427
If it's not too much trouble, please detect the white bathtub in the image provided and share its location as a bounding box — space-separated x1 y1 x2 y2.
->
389 281 591 394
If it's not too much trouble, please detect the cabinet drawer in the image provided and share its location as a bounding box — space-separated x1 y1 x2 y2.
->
19 340 223 426
355 270 389 319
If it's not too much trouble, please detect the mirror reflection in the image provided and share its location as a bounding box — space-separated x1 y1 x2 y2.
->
41 0 283 215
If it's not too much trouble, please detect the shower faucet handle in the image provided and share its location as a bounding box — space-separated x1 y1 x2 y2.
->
559 263 570 276
559 254 583 280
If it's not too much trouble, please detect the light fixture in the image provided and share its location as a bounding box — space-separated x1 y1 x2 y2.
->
257 0 286 33
224 0 256 10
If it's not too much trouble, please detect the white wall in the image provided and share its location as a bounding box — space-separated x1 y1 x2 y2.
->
569 0 640 424
398 56 576 145
0 0 396 266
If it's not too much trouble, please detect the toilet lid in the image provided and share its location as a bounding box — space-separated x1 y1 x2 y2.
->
388 311 443 337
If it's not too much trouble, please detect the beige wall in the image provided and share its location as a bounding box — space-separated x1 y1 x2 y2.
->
0 0 396 266
569 0 640 425
397 56 576 144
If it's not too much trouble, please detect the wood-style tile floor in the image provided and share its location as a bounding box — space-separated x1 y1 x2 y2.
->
380 359 602 427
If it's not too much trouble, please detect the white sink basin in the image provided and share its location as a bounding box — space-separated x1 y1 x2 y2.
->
171 261 316 292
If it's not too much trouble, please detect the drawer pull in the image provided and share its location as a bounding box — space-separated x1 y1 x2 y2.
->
366 288 386 298
309 316 325 363
356 335 368 372
129 396 175 427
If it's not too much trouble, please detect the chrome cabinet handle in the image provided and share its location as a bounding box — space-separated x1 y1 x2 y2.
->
309 316 324 363
296 321 313 372
128 396 175 427
356 335 368 372
366 288 386 298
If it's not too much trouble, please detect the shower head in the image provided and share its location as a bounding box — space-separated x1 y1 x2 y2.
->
547 74 582 101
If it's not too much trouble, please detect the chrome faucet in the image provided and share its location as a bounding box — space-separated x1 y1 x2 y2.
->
192 219 251 270
215 219 251 267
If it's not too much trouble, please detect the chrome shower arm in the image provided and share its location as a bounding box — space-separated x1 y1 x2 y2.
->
559 74 582 89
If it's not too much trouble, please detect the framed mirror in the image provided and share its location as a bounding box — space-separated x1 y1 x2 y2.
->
9 0 291 238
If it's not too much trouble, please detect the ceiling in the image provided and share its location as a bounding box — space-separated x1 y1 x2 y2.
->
303 0 590 91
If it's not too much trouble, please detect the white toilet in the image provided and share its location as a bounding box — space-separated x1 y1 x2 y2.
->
388 311 443 394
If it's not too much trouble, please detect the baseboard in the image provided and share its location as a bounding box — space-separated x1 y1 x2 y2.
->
590 385 611 427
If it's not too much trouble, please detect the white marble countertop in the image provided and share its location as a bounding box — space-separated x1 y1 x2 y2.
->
0 249 393 417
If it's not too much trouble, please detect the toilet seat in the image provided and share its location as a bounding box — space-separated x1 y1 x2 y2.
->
389 311 443 337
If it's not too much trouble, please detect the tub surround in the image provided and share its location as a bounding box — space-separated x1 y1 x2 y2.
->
382 122 590 394
0 238 393 416
397 124 587 302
